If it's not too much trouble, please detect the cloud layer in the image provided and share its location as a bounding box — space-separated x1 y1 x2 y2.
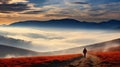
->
0 27 120 52
0 3 30 13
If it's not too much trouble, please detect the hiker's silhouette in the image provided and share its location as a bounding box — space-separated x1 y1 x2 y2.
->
83 48 87 58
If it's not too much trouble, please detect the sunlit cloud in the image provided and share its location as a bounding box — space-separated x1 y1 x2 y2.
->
9 0 28 4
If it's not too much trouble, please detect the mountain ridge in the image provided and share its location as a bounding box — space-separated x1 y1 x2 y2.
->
9 19 120 30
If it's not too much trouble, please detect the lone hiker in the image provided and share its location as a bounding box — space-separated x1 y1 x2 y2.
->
83 48 87 58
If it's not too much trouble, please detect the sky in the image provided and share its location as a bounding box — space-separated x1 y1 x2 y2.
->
0 0 120 25
0 27 120 52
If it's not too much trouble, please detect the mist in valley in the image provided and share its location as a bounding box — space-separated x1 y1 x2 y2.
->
0 26 120 52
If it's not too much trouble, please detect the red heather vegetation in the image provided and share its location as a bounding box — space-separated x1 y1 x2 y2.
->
108 46 120 51
0 54 82 67
91 51 120 67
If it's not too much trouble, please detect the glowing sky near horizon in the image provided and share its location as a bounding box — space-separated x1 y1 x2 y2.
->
0 0 120 25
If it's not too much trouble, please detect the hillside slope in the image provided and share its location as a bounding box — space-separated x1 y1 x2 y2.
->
47 38 120 55
0 51 119 67
0 44 40 57
0 54 82 67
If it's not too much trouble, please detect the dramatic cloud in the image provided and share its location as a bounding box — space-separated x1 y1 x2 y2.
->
0 0 120 24
9 0 28 4
0 0 31 13
0 0 11 4
22 10 46 14
29 0 47 4
86 0 120 4
70 2 89 4
0 0 28 4
0 3 30 13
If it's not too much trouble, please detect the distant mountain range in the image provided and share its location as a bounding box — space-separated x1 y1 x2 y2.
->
9 19 120 30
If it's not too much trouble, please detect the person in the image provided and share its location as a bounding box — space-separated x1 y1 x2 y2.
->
83 48 87 58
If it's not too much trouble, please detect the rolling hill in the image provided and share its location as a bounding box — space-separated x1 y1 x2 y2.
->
9 19 120 30
0 54 82 67
46 38 120 55
0 44 40 58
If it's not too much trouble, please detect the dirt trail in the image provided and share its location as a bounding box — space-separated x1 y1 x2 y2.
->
30 54 102 67
64 55 101 67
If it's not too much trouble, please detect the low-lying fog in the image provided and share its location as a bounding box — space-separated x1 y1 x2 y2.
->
0 26 120 52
